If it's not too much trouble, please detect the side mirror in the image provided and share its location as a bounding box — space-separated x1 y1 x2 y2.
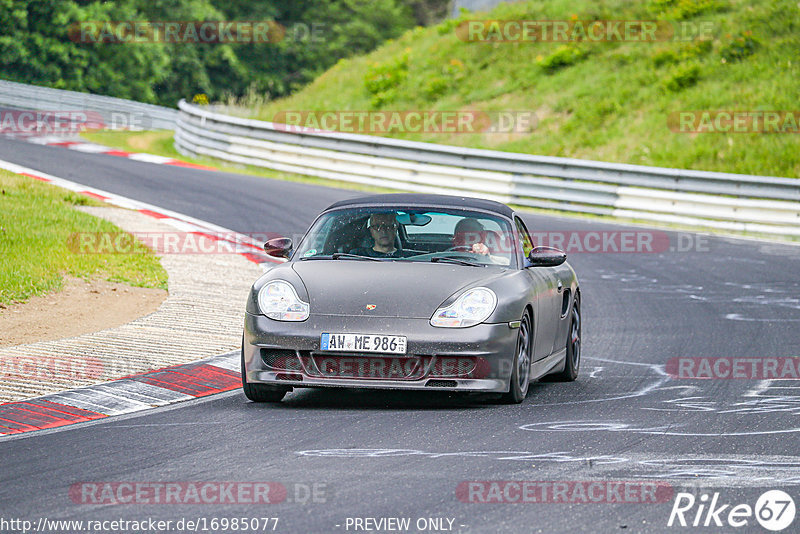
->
527 246 566 267
264 237 293 259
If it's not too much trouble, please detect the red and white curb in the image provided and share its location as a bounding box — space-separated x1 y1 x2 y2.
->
0 158 282 267
0 352 240 437
17 134 218 171
0 157 284 435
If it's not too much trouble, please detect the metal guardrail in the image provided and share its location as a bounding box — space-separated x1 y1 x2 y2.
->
172 99 797 236
0 80 177 130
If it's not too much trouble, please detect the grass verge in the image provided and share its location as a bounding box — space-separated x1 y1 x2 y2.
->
0 169 168 306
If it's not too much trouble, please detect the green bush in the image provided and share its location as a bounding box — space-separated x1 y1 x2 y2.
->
652 39 711 67
652 48 680 67
423 77 450 100
663 62 701 91
537 46 586 74
720 31 759 62
364 52 410 107
681 39 713 59
649 0 722 19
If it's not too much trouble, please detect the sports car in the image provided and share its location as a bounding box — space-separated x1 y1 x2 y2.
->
241 194 581 404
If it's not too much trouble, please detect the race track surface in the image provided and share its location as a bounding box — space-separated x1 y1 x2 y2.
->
1 137 799 533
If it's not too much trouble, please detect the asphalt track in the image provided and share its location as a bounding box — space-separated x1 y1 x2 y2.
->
1 136 800 533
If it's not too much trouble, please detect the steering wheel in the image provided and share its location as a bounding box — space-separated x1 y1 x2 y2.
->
445 245 475 253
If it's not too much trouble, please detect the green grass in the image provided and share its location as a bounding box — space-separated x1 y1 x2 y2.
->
232 0 800 179
81 130 182 159
0 169 168 306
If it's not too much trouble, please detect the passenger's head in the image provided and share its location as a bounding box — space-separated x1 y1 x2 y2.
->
453 218 485 247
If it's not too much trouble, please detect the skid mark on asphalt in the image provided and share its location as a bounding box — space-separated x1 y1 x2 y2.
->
292 359 800 486
524 358 800 436
285 359 800 485
520 420 800 437
294 449 800 486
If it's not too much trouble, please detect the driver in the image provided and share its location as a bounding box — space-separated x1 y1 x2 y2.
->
350 212 417 258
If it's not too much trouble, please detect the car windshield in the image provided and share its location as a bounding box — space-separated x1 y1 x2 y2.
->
294 207 517 268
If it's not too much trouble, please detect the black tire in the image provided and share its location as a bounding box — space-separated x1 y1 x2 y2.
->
241 340 289 403
500 310 532 404
551 294 581 382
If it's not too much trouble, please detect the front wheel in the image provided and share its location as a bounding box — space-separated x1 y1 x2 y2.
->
500 311 532 404
241 340 289 403
551 294 581 382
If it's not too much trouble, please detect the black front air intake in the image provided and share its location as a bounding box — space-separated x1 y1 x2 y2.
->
425 380 457 388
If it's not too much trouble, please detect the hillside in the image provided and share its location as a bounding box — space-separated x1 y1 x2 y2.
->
242 0 800 178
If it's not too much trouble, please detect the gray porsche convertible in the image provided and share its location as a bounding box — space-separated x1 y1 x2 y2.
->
241 194 581 404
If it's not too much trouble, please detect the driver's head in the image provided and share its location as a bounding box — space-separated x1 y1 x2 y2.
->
453 218 484 247
368 212 399 251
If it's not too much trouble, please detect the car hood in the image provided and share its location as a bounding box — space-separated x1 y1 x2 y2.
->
292 260 506 318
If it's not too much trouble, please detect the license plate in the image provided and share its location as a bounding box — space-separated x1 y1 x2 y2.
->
320 333 407 355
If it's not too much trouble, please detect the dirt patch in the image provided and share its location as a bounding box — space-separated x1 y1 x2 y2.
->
0 277 166 347
126 132 166 152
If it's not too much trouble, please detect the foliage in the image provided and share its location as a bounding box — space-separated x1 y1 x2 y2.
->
720 31 759 62
364 52 410 107
663 62 701 91
0 0 419 106
648 0 722 19
652 39 712 67
537 46 587 74
250 0 800 178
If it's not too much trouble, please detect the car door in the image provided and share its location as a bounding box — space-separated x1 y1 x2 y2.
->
515 217 561 359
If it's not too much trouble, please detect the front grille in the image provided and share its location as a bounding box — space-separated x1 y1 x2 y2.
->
307 353 425 380
262 350 486 382
426 380 457 388
261 349 302 371
275 373 302 381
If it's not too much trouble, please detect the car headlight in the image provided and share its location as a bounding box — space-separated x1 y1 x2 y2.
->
430 287 497 328
257 280 309 321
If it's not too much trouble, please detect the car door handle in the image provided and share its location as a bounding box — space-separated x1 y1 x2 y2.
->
557 280 563 292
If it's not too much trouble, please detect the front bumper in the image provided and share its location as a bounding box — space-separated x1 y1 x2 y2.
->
243 312 517 393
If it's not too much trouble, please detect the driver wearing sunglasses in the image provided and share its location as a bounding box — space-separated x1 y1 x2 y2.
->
349 212 417 258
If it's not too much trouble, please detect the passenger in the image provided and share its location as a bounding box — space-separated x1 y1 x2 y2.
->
453 218 490 255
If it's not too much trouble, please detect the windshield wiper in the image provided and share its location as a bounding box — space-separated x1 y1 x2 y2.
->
332 253 382 261
430 256 485 267
299 253 382 261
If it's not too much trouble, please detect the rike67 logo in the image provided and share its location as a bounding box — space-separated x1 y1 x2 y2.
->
668 490 795 531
